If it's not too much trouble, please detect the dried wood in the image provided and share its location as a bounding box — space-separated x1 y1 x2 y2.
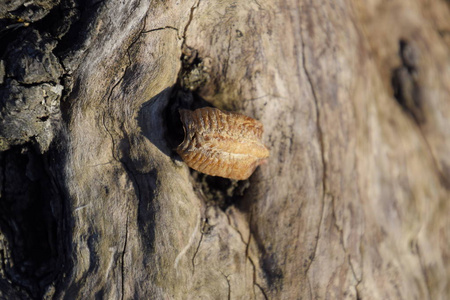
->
0 0 449 299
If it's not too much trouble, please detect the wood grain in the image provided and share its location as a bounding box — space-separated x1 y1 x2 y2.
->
2 0 449 298
177 107 269 180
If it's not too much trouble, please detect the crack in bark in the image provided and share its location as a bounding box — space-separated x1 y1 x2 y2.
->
244 212 269 300
142 26 180 38
301 26 363 298
223 32 232 78
255 281 269 300
119 155 141 300
119 20 150 300
174 215 201 270
247 254 264 300
354 272 362 300
349 254 362 282
191 228 203 275
245 212 253 265
191 209 209 275
224 210 266 299
181 0 201 47
349 247 363 300
356 286 361 300
224 211 268 299
120 213 129 300
101 77 123 163
224 212 247 245
348 75 365 286
104 60 127 300
99 19 148 299
299 21 326 279
330 193 358 284
245 212 257 298
219 271 231 300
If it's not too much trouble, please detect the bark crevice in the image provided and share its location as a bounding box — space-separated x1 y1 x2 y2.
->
299 18 327 277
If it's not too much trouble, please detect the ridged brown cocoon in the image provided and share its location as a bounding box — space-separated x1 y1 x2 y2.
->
177 107 270 180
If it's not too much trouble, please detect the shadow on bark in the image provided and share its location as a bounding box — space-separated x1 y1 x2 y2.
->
0 143 68 298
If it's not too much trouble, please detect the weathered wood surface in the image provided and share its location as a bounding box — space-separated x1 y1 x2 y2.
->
0 0 449 299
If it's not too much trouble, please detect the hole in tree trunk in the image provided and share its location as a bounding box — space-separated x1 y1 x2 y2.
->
0 144 62 298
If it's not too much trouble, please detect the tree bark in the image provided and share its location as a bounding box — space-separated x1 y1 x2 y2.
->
0 0 449 299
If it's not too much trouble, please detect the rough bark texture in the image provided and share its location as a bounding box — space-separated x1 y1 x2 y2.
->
0 0 449 299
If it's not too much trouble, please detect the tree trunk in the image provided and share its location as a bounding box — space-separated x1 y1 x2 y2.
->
1 0 449 299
